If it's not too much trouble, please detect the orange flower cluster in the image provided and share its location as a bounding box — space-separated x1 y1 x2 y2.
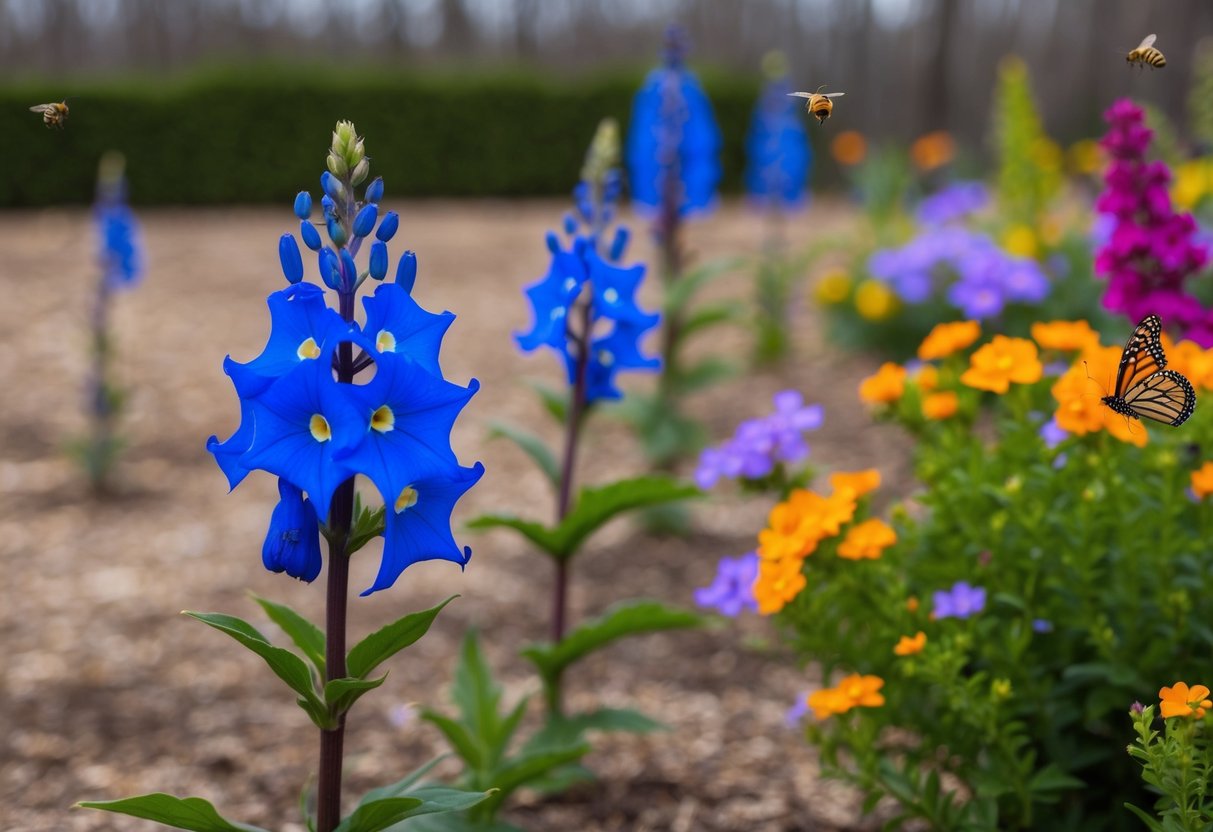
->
1031 320 1100 353
829 469 881 499
910 131 955 171
808 674 886 719
1159 681 1213 719
859 362 906 404
837 518 896 560
1050 344 1146 447
918 321 980 360
893 631 926 656
1162 334 1213 391
922 391 959 420
831 130 867 166
1191 462 1213 499
961 336 1042 394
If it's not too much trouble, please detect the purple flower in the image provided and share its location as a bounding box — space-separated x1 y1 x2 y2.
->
694 552 759 616
1130 700 1145 715
785 694 809 727
1032 618 1053 633
695 390 823 489
932 581 986 620
1039 417 1068 449
916 181 989 226
948 278 1005 320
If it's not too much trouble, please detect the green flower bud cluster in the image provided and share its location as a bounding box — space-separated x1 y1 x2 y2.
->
580 118 620 190
329 120 370 186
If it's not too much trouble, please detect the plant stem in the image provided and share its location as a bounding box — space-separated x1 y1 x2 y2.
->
550 301 592 673
87 270 114 494
316 290 357 832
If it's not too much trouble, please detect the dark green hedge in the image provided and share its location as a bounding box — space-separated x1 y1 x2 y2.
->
0 63 831 206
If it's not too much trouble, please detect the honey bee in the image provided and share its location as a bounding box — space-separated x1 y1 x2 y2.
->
29 100 69 129
789 86 846 124
1126 34 1166 69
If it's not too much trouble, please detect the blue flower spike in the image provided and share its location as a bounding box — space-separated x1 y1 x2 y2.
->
279 234 304 284
209 120 483 591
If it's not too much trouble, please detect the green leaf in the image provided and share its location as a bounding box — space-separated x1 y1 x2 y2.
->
184 612 326 722
420 710 485 769
357 756 448 804
490 743 591 797
347 596 456 679
253 595 326 677
466 514 562 559
1027 764 1084 799
487 421 560 489
525 707 662 752
521 600 703 683
347 502 387 556
400 815 522 832
77 794 269 832
680 302 744 340
525 763 596 796
530 381 568 425
333 797 424 832
381 786 495 823
664 256 745 316
325 675 387 716
670 356 736 395
552 477 702 560
451 631 509 760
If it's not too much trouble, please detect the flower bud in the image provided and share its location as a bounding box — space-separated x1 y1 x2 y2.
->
396 250 417 293
262 479 322 582
581 117 621 187
321 171 345 202
369 240 388 281
339 249 358 291
545 231 561 254
353 203 378 238
300 220 322 252
350 159 370 187
609 227 630 261
278 234 303 284
321 194 336 219
326 217 348 247
319 248 342 290
376 211 399 242
293 191 312 220
365 177 384 205
326 151 348 178
563 213 578 235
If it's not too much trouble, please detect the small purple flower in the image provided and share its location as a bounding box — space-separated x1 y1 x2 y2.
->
785 694 809 727
1130 700 1145 715
1053 452 1068 470
387 702 417 729
694 552 759 616
916 181 989 226
932 581 986 620
1032 618 1053 633
1039 417 1068 449
695 390 823 489
948 278 1005 320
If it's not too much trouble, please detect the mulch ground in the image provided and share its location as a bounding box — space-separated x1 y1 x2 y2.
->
0 199 912 831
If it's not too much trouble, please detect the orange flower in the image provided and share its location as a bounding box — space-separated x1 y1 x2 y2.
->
910 130 955 171
837 518 897 560
836 673 886 709
829 469 881 500
1162 336 1213 392
1192 462 1213 499
1031 320 1100 353
906 596 920 612
1159 681 1213 719
757 498 820 561
922 391 959 420
754 556 807 615
859 362 906 404
914 364 939 392
918 321 981 360
831 130 867 166
808 686 852 720
893 631 927 656
1051 353 1148 447
960 335 1042 394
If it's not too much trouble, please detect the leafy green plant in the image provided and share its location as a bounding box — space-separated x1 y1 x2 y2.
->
1127 702 1213 831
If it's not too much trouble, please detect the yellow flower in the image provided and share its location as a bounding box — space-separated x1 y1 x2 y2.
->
1031 137 1063 172
960 335 1042 394
1159 681 1213 719
808 686 851 720
918 320 981 360
831 130 867 166
1192 462 1213 499
1172 160 1212 210
814 268 852 305
837 518 897 560
859 362 906 404
1039 215 1064 247
754 556 806 615
1031 320 1100 353
910 131 955 171
829 469 881 500
1067 139 1104 176
922 391 959 420
1051 349 1147 447
854 279 897 321
1002 224 1038 259
893 631 926 656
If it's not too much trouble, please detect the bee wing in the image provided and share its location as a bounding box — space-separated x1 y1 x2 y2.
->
1137 33 1157 48
788 92 815 99
824 92 846 98
29 104 52 113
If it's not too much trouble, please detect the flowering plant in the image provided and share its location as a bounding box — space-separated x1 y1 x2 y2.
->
1127 695 1213 830
715 320 1213 829
81 122 489 831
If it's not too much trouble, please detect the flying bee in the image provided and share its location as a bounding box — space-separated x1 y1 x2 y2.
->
789 86 846 124
1126 34 1165 69
29 100 69 129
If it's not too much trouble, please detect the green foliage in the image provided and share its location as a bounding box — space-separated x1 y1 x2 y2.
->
76 795 268 832
1126 706 1213 831
468 475 701 560
0 63 768 206
487 422 561 492
991 56 1062 223
1187 38 1213 151
346 595 456 679
765 330 1213 829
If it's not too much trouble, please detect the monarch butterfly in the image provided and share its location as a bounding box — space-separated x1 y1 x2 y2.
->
1100 315 1195 426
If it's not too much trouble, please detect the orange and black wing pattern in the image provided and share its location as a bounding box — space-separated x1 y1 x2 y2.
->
1101 315 1195 426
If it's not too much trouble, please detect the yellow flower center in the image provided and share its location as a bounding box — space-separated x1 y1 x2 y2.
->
370 405 395 433
309 414 331 442
376 329 397 353
395 485 419 513
297 337 321 360
996 355 1014 371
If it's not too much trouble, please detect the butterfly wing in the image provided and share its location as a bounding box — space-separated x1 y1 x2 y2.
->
1123 369 1196 426
1112 315 1166 398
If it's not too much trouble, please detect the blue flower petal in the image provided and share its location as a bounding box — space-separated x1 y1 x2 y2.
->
361 282 454 378
206 390 256 490
262 479 323 582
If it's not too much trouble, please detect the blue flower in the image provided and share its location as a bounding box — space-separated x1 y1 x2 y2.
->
362 281 455 378
932 581 986 620
1039 417 1068 449
206 376 257 490
516 240 588 354
367 462 485 596
694 552 759 616
626 25 722 218
916 181 988 226
262 479 323 582
577 316 662 401
95 185 142 289
744 77 810 211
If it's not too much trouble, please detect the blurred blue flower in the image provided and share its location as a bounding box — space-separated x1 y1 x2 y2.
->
626 24 722 218
1039 417 1068 448
95 172 142 289
932 581 986 620
694 552 759 616
744 76 810 212
1032 618 1054 633
916 181 988 226
695 390 824 489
